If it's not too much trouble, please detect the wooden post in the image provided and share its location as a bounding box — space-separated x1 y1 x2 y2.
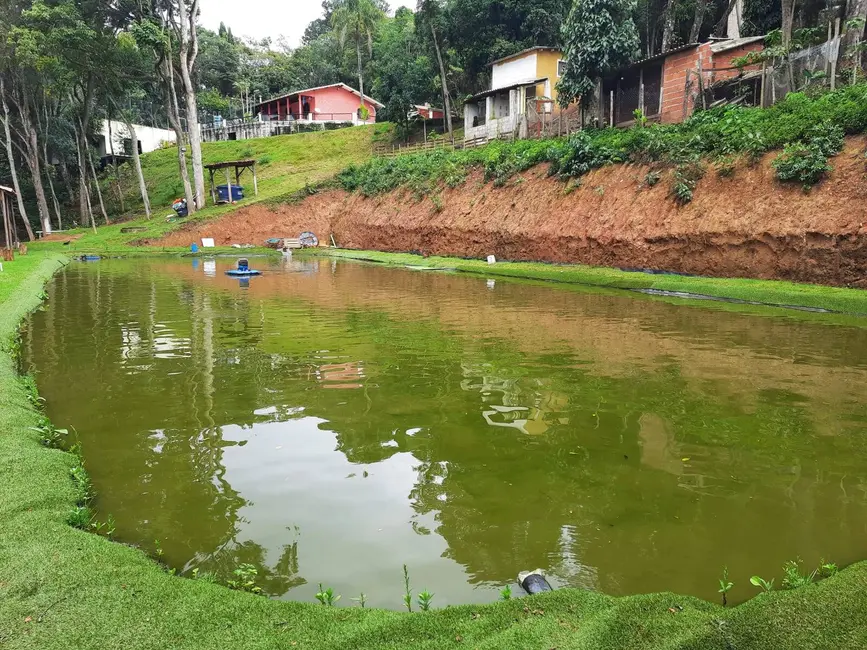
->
826 22 833 78
760 61 767 108
639 68 645 117
209 169 216 205
830 18 840 91
609 90 614 127
252 163 259 196
2 194 11 252
225 167 232 204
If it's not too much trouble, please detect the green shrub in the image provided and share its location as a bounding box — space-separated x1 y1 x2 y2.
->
772 143 832 189
336 84 867 197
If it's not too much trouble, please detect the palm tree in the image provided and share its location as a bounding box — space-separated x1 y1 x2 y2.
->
330 0 384 118
416 0 453 140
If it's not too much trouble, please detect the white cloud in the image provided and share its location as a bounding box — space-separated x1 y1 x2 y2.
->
199 0 415 49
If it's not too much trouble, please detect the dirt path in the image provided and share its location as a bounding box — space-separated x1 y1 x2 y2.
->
149 136 867 286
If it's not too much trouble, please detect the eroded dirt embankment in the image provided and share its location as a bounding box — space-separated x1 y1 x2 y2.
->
151 136 867 286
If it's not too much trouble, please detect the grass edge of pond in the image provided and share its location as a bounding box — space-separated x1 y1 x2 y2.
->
312 249 867 316
2 251 867 650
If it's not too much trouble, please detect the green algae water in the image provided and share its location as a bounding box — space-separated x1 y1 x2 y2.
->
24 257 867 609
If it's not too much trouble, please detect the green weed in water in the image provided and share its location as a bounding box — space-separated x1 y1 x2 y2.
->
750 575 775 592
67 505 92 529
500 585 513 600
32 422 69 448
718 566 734 607
228 564 263 595
782 558 818 589
819 560 839 578
351 592 368 608
190 568 219 583
315 583 340 606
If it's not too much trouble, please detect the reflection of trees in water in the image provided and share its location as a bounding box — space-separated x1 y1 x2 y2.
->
27 261 867 599
191 538 306 596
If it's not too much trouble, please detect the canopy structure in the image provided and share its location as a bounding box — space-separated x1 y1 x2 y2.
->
1 184 16 257
204 160 259 206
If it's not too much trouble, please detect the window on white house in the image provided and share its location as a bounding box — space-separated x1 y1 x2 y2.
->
557 60 567 77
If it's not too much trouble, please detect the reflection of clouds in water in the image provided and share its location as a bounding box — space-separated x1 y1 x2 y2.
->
461 362 568 435
120 322 191 362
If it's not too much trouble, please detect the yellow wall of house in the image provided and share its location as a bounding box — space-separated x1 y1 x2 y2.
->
535 50 565 103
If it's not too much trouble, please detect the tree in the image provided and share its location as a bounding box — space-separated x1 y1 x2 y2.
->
171 0 206 211
557 0 639 106
330 0 385 116
372 8 436 138
416 1 454 139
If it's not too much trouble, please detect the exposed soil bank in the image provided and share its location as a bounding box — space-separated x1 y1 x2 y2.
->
152 136 867 287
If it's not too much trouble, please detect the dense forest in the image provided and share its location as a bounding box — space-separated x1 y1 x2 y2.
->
0 0 865 238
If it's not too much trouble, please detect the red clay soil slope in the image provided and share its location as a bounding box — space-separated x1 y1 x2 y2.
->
151 136 867 287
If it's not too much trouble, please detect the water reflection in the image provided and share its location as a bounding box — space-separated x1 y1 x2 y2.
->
24 258 867 608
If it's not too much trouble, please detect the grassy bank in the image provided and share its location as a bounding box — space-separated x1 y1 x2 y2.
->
36 125 380 255
315 249 867 315
3 252 867 649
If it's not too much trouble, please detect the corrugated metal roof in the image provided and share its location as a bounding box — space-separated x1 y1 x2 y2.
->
489 46 560 67
464 78 549 103
256 83 384 109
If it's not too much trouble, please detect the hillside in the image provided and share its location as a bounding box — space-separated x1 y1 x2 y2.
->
43 125 384 251
149 134 867 288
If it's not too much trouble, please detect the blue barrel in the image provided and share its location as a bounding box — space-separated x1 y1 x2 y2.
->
217 185 244 201
191 243 199 253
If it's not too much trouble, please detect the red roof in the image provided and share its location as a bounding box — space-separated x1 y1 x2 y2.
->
256 83 384 109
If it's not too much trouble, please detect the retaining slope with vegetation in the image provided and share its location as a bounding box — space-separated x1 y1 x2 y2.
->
2 254 867 649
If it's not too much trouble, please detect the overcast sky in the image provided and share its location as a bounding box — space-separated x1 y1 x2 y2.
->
199 0 416 49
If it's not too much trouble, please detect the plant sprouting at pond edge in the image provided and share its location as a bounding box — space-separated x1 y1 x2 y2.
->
402 564 413 612
315 583 340 606
417 590 434 612
718 566 734 607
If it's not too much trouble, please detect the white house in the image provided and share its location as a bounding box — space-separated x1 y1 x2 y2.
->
96 120 176 159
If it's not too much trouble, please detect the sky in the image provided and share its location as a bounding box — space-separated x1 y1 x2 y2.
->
199 0 416 49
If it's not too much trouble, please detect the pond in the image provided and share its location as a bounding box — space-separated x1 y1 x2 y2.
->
24 257 867 609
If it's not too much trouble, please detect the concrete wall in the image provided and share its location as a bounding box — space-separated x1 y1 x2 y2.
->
97 121 175 157
492 53 538 89
535 50 565 103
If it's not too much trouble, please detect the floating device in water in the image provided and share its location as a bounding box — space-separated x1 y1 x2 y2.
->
517 569 553 595
80 255 101 262
225 258 262 277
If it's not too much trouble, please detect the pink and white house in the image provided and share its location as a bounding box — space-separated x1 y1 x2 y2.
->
255 83 383 124
201 84 383 142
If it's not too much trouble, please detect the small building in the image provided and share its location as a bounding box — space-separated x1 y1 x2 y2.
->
463 46 571 142
96 120 176 159
202 84 383 142
599 36 765 127
410 104 445 120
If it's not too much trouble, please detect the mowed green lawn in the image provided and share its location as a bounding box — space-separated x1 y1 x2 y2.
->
34 124 381 254
1 251 866 649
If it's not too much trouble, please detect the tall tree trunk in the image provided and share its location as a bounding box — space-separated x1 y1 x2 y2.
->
15 94 52 236
356 38 366 117
177 0 205 210
42 140 62 230
124 118 151 219
107 117 125 213
162 54 195 213
781 0 797 48
661 0 677 51
689 0 708 43
86 142 109 225
0 77 32 241
73 122 96 232
430 23 454 139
